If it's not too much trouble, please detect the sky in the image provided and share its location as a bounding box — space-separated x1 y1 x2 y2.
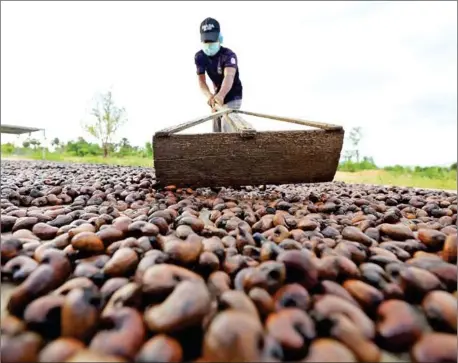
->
1 0 457 167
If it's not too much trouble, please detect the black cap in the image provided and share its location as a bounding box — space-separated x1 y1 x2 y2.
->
200 17 220 42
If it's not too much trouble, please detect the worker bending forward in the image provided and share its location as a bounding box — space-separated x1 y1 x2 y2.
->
195 17 245 133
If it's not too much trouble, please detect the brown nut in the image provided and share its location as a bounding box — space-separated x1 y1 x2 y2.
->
398 266 444 301
417 228 447 251
51 277 96 296
7 250 71 317
144 280 211 334
197 251 220 277
324 314 381 362
276 250 318 290
223 254 248 277
260 241 283 262
2 255 38 282
410 332 457 363
249 287 275 320
341 226 374 246
202 310 264 362
64 349 127 362
202 237 225 261
236 222 256 251
23 294 65 339
243 261 286 294
100 277 130 303
441 234 457 263
273 283 311 311
103 247 138 277
379 223 414 240
317 255 361 282
335 241 369 264
376 299 423 352
68 223 97 238
175 215 205 233
96 227 125 247
265 308 316 360
318 280 359 306
135 334 183 363
73 263 104 285
313 294 375 339
112 216 133 234
407 259 457 291
141 264 203 301
1 314 26 336
50 232 72 249
32 223 59 240
1 331 43 363
163 234 203 265
1 238 23 264
89 307 145 360
127 221 159 237
207 271 231 300
102 282 143 317
61 286 101 342
421 290 457 333
134 250 169 282
71 232 105 253
303 338 357 362
342 279 384 312
218 290 259 317
38 338 85 363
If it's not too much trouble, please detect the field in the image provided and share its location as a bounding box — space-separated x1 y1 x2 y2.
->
2 151 456 191
1 158 457 362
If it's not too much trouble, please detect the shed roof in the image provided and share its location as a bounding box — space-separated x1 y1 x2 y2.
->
0 124 44 135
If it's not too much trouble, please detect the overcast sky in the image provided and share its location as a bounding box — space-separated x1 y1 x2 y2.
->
1 1 456 167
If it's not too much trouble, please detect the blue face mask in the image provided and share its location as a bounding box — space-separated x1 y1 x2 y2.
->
202 34 223 56
202 42 220 56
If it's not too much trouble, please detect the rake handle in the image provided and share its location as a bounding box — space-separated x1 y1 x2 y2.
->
234 110 343 131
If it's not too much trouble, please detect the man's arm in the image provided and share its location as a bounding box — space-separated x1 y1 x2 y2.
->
198 74 213 100
214 68 236 105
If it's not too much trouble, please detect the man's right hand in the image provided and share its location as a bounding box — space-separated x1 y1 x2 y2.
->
207 95 215 108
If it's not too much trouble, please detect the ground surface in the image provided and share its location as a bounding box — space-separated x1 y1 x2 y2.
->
1 159 457 362
3 155 456 191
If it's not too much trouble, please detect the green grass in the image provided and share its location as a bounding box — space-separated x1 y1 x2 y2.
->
2 151 153 167
335 170 456 190
2 151 456 191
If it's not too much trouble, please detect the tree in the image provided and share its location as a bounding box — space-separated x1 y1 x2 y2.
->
347 126 362 163
51 137 60 147
83 90 127 157
145 141 153 157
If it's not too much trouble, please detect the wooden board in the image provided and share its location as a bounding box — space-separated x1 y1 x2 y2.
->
153 129 345 188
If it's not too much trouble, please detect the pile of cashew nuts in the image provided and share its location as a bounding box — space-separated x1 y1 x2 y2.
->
1 160 457 362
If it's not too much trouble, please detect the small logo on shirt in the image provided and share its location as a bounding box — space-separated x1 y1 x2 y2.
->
202 23 215 32
230 57 236 65
217 66 222 74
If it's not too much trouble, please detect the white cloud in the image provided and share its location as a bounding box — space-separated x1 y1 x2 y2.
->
1 1 456 167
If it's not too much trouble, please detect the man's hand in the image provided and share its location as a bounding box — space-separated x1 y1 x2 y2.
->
207 95 215 107
213 94 224 106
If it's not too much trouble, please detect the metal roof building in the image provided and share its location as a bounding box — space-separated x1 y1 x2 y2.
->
1 124 46 159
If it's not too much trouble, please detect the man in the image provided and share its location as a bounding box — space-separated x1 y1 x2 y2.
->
194 17 244 132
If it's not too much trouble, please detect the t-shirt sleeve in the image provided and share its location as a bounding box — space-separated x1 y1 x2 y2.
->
222 50 238 69
194 52 206 75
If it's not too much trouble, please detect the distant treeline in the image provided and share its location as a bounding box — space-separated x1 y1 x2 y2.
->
1 137 153 158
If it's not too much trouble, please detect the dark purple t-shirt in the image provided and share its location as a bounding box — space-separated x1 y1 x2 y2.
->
194 46 243 104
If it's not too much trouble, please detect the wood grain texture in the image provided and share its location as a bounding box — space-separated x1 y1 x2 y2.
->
153 129 345 188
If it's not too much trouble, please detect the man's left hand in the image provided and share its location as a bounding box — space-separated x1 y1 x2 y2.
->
213 94 224 107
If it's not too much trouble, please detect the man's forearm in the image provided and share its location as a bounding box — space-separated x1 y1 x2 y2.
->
198 78 213 98
216 74 235 99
